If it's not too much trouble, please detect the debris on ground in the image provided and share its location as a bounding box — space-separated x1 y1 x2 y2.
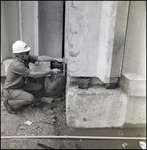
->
118 131 123 135
1 95 73 149
1 94 146 149
41 97 54 104
37 143 56 149
139 141 146 149
122 143 128 149
24 120 33 126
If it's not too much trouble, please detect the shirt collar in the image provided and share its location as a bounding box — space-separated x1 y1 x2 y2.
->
16 57 25 64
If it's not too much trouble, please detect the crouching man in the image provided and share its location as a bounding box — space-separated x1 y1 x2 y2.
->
3 40 63 114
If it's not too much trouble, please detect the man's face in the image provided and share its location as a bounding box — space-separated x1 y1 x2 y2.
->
21 51 30 61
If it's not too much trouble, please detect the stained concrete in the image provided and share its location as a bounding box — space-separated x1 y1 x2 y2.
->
66 76 146 128
65 1 129 83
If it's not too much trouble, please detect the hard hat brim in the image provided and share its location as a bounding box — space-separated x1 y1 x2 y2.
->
24 46 31 52
13 46 31 53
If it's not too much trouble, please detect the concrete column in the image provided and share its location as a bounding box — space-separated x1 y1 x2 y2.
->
96 1 118 83
65 1 129 83
65 1 102 77
122 1 146 78
119 1 146 97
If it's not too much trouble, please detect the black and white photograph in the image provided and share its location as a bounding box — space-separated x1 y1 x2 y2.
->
1 1 146 149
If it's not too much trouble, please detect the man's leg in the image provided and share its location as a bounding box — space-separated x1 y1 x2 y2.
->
22 83 44 105
4 89 35 114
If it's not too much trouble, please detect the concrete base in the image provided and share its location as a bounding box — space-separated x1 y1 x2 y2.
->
66 77 146 128
119 73 146 97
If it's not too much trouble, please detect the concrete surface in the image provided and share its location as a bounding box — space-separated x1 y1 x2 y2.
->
2 1 19 58
65 1 129 83
1 1 63 59
119 73 146 97
66 76 146 128
1 1 9 62
122 1 146 78
38 1 63 57
110 1 129 77
21 1 36 54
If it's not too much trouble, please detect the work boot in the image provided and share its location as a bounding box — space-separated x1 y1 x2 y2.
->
31 98 42 107
4 99 17 114
35 98 42 105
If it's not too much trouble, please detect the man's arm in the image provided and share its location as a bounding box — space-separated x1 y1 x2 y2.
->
27 68 61 78
38 56 64 63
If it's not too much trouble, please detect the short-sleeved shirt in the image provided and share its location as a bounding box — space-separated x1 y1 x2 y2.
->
3 55 38 90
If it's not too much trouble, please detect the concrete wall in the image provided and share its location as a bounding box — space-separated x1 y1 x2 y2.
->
38 1 63 58
122 1 146 78
3 1 20 58
1 1 63 59
21 1 36 55
1 1 37 58
1 1 9 62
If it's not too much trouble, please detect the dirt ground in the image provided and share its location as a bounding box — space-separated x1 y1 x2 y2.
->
1 95 73 149
1 93 146 149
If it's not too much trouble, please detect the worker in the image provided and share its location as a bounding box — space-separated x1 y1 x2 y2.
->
3 40 63 114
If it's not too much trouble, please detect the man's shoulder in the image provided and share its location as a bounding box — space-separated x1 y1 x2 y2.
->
9 58 24 70
10 58 23 66
8 58 30 74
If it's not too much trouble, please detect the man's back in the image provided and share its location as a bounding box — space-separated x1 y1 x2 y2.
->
3 58 30 90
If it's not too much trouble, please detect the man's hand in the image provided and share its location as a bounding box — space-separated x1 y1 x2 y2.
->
35 61 39 66
51 68 61 74
54 58 64 63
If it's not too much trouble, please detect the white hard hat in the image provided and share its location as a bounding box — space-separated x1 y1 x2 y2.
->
12 40 31 53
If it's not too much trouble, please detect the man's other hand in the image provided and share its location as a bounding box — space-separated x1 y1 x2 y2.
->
35 61 39 66
54 58 64 63
51 68 61 74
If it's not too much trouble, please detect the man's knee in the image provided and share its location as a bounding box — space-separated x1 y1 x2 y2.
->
26 94 35 103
